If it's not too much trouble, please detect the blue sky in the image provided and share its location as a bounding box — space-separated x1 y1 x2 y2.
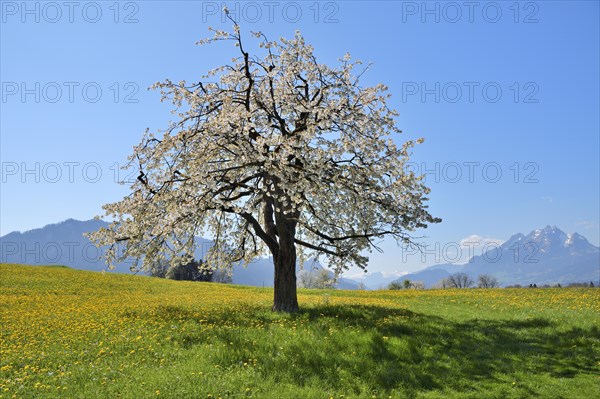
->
1 1 599 273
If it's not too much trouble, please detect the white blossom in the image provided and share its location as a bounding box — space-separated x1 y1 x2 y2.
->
88 25 440 282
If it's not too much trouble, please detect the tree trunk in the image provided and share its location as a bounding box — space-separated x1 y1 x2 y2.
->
272 216 299 312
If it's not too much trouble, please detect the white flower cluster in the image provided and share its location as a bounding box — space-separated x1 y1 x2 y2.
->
88 25 440 275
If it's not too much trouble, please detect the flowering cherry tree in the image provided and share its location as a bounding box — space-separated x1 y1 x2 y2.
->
89 19 440 312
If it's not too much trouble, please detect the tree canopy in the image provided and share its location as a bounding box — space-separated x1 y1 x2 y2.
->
89 16 440 311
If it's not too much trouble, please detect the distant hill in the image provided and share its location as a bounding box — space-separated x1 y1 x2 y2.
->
233 257 360 290
345 271 408 290
391 226 600 287
0 219 132 272
391 265 461 288
0 219 359 289
345 264 464 289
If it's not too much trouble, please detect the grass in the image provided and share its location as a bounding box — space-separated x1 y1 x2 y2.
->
1 263 599 399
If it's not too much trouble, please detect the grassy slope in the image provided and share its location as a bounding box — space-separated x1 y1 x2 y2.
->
1 264 599 399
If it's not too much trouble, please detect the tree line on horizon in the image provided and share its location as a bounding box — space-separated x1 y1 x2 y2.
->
149 261 596 290
387 272 596 290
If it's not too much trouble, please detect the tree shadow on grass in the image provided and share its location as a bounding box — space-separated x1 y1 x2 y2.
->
154 303 600 396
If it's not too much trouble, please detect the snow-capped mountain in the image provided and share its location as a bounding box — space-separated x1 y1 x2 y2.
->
394 226 599 287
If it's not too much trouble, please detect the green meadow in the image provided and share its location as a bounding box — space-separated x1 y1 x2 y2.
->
1 264 599 399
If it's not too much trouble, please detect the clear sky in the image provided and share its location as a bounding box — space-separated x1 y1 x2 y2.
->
1 1 599 273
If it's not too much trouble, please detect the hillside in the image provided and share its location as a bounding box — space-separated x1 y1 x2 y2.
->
0 219 358 289
1 264 599 398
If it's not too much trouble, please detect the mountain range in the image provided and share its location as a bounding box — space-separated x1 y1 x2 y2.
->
1 220 598 288
389 226 599 287
0 219 359 289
